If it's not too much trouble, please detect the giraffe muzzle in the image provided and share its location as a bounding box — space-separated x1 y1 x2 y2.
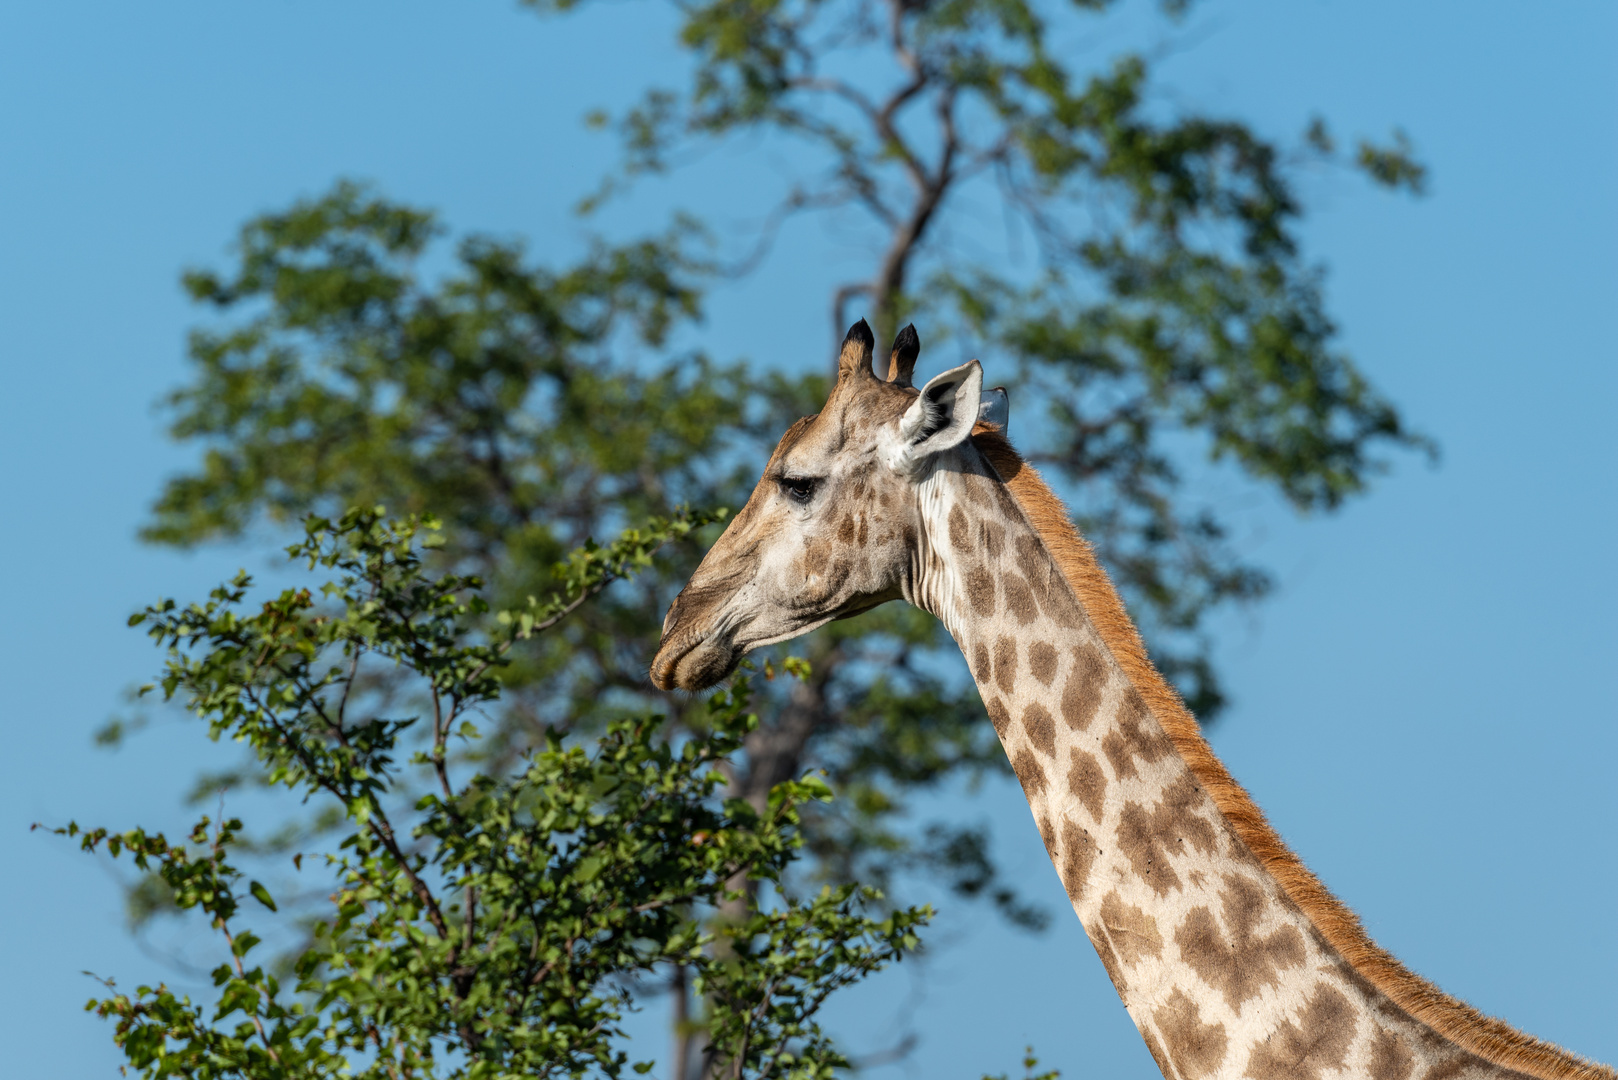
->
649 628 743 692
650 565 761 691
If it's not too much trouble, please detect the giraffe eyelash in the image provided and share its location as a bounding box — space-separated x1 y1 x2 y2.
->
778 476 818 504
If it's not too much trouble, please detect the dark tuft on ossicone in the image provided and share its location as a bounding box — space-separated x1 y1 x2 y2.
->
886 323 921 386
844 318 875 350
891 323 919 360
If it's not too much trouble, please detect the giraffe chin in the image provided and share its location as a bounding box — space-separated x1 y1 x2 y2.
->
649 636 743 693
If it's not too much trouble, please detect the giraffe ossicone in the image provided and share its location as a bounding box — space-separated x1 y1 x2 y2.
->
651 320 1613 1080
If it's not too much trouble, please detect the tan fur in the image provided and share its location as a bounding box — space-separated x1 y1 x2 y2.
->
839 332 874 379
972 428 1615 1080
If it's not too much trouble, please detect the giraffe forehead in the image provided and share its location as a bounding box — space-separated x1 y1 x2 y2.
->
778 409 859 470
777 377 917 469
781 425 906 499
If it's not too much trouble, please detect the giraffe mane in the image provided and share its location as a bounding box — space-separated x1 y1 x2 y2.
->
971 425 1615 1080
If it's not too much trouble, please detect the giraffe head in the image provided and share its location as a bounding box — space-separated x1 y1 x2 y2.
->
650 319 993 691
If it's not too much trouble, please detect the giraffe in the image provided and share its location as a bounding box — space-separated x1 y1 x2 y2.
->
649 320 1614 1080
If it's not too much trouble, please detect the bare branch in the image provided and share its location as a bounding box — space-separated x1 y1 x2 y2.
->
871 84 961 329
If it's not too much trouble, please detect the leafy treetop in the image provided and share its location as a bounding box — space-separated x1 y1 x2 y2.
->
59 509 928 1080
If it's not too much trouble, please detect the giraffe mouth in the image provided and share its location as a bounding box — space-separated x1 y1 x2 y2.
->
651 588 901 693
649 626 745 692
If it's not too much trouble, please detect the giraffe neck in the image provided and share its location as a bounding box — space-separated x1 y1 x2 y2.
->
906 434 1608 1080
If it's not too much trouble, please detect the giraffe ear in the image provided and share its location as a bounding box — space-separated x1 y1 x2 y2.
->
896 360 983 464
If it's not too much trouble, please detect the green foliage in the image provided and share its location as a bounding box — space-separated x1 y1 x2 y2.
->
57 512 925 1079
522 0 1434 706
135 0 1433 971
142 182 1022 927
151 181 722 553
54 6 1449 1076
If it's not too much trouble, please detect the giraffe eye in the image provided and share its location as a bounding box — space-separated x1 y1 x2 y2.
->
779 476 817 504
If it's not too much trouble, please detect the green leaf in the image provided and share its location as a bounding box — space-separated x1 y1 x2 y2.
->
248 881 276 912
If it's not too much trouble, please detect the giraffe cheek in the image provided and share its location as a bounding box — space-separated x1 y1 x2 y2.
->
796 556 853 607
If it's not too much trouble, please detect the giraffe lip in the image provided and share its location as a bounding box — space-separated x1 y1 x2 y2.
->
650 628 744 692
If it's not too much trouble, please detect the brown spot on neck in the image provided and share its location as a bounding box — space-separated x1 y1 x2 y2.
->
1154 989 1229 1080
1059 819 1099 902
993 635 1018 694
972 641 992 684
1369 1029 1416 1080
1100 687 1173 781
1067 748 1107 822
984 520 1005 557
1002 571 1039 624
1243 983 1356 1079
1012 747 1047 797
948 504 971 553
1115 774 1220 897
986 696 1012 738
1023 702 1057 756
1425 1055 1500 1080
1099 890 1164 966
1173 875 1307 1013
1061 643 1106 730
966 565 997 616
1028 641 1058 685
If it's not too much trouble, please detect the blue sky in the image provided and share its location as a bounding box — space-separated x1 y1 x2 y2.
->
1 2 1614 1077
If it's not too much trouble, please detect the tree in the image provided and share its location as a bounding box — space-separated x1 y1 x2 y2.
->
129 0 1431 1065
540 0 1431 707
57 510 928 1079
